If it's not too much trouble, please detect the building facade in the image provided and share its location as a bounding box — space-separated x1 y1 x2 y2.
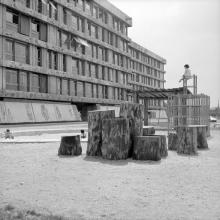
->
0 0 166 122
128 41 166 109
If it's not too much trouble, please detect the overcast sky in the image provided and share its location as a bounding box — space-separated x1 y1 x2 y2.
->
109 0 220 107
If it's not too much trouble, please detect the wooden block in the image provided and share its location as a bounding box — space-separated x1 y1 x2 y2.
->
58 135 82 156
102 118 130 160
168 133 178 151
176 127 198 155
133 136 161 161
119 103 144 156
143 126 155 135
87 110 115 156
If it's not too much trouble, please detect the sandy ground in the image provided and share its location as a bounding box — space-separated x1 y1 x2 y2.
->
0 130 220 220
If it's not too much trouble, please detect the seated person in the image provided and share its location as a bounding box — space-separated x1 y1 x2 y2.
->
179 64 192 84
4 129 14 139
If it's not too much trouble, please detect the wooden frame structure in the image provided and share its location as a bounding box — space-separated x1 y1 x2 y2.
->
167 94 210 133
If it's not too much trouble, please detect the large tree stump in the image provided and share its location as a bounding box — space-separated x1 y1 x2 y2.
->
58 135 82 156
176 126 198 155
102 118 130 160
197 125 208 149
119 103 144 157
143 126 155 135
168 133 178 151
133 136 161 161
87 110 115 156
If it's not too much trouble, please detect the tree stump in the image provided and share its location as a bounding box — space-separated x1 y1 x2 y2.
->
87 110 115 156
119 103 144 156
197 125 208 149
58 135 82 156
143 126 155 135
102 118 130 160
133 136 161 161
149 135 168 157
168 133 178 151
176 126 198 155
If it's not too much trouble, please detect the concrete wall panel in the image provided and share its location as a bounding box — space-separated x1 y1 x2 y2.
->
0 102 35 123
0 101 81 124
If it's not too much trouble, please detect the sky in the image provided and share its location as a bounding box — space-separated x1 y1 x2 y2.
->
109 0 220 107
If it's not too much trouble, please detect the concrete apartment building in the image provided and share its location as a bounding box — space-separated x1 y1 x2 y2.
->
0 0 166 123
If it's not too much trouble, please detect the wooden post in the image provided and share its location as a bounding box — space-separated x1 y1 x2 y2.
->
144 98 149 126
58 135 82 156
87 110 115 156
102 118 130 160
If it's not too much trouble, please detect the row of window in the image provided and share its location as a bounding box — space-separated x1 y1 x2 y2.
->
6 7 129 57
6 68 47 93
130 73 164 88
130 60 164 79
5 68 128 100
5 38 130 81
4 39 129 85
129 47 164 70
24 0 128 36
72 58 128 85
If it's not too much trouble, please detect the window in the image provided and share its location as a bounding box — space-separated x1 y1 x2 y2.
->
77 60 84 75
38 0 43 13
19 71 29 92
72 13 78 28
85 0 91 12
15 42 29 64
37 47 42 66
39 75 47 93
63 8 67 25
60 31 69 48
31 73 39 92
54 52 58 70
90 23 98 39
103 11 108 24
63 55 67 72
56 78 61 94
26 0 30 8
5 40 14 61
77 0 84 9
5 39 29 64
62 79 69 95
99 8 103 21
31 19 47 42
6 8 19 24
77 17 84 32
72 58 77 73
49 1 57 20
6 69 18 91
92 5 98 18
102 66 105 80
48 50 52 69
20 15 30 36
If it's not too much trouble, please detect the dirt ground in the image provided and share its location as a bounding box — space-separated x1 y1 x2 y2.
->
0 130 220 220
